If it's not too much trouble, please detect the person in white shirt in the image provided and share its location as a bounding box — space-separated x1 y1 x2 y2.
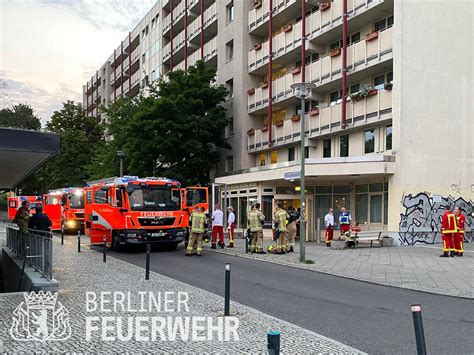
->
211 204 224 249
227 206 236 248
324 208 335 247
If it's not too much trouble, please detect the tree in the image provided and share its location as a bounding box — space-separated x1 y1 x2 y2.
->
20 101 104 193
95 60 230 185
0 103 41 130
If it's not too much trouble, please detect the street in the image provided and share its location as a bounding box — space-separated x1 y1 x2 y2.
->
90 242 474 354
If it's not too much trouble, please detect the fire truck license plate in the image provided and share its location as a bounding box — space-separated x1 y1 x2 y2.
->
151 232 165 237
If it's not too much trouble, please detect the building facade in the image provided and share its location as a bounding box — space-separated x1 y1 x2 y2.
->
83 0 473 244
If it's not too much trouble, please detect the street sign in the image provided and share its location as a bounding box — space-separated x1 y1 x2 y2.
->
284 171 300 180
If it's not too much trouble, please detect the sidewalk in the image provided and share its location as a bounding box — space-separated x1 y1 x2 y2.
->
0 227 361 353
210 238 474 299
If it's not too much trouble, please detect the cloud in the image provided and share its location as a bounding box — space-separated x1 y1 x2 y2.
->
38 0 157 32
0 72 81 126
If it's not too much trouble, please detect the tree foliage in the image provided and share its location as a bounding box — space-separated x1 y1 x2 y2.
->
0 103 41 131
20 101 104 194
92 60 230 186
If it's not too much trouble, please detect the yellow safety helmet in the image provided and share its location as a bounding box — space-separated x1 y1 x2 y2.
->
267 244 274 253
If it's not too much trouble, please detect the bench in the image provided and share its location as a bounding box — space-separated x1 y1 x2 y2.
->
353 231 383 248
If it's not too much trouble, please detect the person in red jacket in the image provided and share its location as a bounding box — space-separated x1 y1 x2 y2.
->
454 207 465 257
440 205 457 257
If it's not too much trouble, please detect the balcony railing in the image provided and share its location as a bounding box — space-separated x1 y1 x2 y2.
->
248 26 393 113
247 88 392 151
163 1 186 34
248 0 296 33
248 0 385 72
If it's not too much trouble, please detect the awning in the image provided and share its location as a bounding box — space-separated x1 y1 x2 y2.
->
0 128 60 189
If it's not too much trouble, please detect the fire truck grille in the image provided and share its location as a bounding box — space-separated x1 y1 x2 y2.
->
138 217 176 227
75 212 85 219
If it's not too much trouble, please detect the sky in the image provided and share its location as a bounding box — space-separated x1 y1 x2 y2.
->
0 0 156 125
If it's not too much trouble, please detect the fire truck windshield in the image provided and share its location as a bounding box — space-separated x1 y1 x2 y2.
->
128 186 180 211
69 194 84 209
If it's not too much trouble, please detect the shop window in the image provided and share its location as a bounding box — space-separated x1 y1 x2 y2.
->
271 151 278 164
323 139 331 158
369 183 384 192
288 147 295 161
386 125 392 150
316 194 332 229
340 135 349 157
262 195 274 227
355 185 368 193
364 129 375 154
370 195 383 223
355 193 368 225
316 186 332 194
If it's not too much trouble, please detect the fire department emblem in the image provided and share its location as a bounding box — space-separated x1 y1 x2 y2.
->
10 291 71 342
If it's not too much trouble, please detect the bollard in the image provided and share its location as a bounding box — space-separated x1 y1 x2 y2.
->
411 304 427 355
77 230 81 253
102 236 107 262
245 232 249 253
267 331 280 355
145 243 151 280
61 226 64 245
224 263 231 316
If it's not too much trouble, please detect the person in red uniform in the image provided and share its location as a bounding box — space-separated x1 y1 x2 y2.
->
454 206 465 257
440 205 457 257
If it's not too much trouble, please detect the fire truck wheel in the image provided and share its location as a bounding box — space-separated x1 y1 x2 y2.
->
112 236 123 252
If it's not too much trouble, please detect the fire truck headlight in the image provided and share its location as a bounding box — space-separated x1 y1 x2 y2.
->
176 231 184 237
126 233 137 239
66 220 76 228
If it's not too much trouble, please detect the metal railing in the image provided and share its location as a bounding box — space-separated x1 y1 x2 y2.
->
6 225 53 280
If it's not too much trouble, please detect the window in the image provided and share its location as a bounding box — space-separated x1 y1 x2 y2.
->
226 40 234 61
374 75 385 90
350 84 360 94
355 193 368 225
295 100 318 114
386 125 392 150
226 2 234 23
323 139 331 158
225 79 233 99
94 190 107 204
226 117 234 137
259 153 266 166
304 146 309 159
364 129 375 154
340 135 349 157
270 151 278 164
370 195 383 223
329 91 342 105
374 19 386 32
226 156 233 172
350 32 361 43
288 147 295 161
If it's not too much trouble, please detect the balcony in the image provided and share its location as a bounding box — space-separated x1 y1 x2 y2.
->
162 1 187 36
247 88 392 152
247 26 393 114
248 0 300 36
248 0 388 73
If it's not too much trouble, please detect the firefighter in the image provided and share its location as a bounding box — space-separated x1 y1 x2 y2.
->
339 207 351 237
454 206 465 257
211 204 224 249
13 200 31 232
286 205 299 252
440 205 457 257
324 208 334 247
274 202 289 254
186 206 206 256
226 206 235 248
248 203 266 254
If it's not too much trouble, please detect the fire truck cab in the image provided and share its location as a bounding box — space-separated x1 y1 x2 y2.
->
7 196 42 221
42 191 62 231
84 176 208 251
60 188 85 232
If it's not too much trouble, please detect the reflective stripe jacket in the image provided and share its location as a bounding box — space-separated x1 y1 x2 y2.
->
339 212 351 225
191 212 206 233
274 209 289 232
456 213 465 234
441 211 457 234
248 210 265 232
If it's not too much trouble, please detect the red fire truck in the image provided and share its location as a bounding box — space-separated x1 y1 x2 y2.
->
42 191 62 231
59 188 85 232
84 176 208 251
7 196 42 221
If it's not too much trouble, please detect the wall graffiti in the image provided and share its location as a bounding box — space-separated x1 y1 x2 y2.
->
399 192 473 245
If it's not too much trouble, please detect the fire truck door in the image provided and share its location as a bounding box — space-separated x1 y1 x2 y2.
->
186 187 209 213
88 186 114 244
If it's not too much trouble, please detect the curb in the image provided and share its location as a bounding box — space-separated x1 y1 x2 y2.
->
207 248 474 300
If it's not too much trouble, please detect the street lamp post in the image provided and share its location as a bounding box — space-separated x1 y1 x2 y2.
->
117 150 125 177
291 82 316 263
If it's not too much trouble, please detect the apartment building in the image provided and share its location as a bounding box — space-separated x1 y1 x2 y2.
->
83 0 473 244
